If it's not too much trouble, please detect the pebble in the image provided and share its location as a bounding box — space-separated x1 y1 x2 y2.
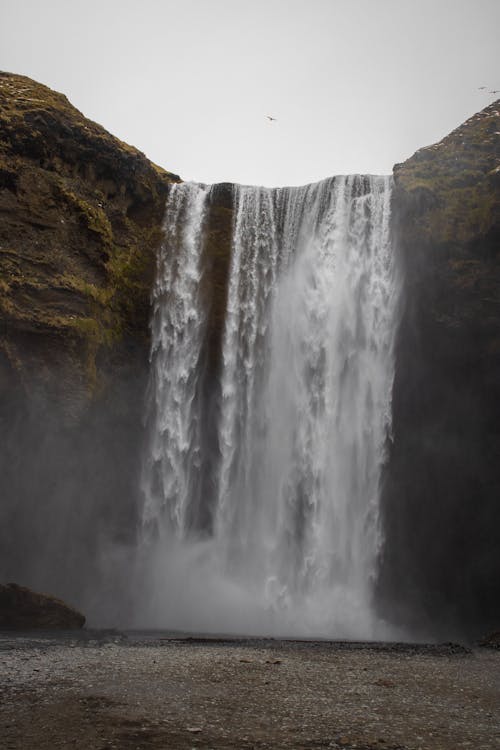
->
0 635 499 749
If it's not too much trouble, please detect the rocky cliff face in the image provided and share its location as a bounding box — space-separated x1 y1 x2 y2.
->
1 73 498 635
379 101 500 637
0 73 178 613
0 71 179 418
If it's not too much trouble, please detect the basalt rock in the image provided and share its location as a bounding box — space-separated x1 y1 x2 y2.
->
0 582 85 629
379 100 500 637
0 73 179 611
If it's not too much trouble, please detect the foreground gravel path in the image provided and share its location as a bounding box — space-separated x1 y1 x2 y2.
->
0 633 498 749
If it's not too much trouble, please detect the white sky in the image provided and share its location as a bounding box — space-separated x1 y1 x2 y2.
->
1 0 499 187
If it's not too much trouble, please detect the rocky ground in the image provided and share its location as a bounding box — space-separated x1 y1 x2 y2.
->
0 632 498 750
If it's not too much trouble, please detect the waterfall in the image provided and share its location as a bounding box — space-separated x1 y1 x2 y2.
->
139 176 399 639
141 182 210 535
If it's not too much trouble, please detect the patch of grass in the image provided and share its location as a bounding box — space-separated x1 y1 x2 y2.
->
55 274 113 306
57 185 113 245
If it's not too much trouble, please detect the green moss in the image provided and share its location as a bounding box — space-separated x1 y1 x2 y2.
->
396 103 500 247
0 71 180 411
105 235 157 332
68 315 100 338
57 185 113 245
55 274 113 306
0 294 15 316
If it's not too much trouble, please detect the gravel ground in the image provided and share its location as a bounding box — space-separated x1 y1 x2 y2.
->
0 632 498 750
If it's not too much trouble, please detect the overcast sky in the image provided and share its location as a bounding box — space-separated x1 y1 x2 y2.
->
1 0 499 186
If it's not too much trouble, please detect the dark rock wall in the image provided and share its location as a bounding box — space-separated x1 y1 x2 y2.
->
379 101 500 638
0 72 179 617
190 183 235 532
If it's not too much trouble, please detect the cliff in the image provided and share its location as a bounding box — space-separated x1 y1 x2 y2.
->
0 71 179 418
1 72 498 635
379 101 500 636
0 73 178 609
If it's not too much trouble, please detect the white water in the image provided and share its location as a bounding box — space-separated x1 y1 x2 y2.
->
139 176 399 639
141 182 210 535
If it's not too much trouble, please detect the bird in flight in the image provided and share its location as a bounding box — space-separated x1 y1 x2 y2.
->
490 90 499 94
266 115 277 122
478 86 487 90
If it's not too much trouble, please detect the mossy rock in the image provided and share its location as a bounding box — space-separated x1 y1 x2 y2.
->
394 99 500 247
0 71 180 417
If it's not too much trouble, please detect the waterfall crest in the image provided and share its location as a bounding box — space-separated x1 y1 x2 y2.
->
139 176 399 639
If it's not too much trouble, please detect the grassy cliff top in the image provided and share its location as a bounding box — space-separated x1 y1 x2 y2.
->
394 99 500 246
0 72 178 184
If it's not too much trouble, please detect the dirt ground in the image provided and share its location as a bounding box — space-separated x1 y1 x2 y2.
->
0 632 498 750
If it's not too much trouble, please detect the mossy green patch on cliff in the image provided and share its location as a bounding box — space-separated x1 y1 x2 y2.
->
0 71 181 411
394 99 500 247
57 184 114 245
393 99 500 335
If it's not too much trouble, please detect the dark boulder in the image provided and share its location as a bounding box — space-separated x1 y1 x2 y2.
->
0 582 85 629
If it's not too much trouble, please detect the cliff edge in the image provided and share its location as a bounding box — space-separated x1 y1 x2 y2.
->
0 71 179 419
380 101 500 636
0 73 178 609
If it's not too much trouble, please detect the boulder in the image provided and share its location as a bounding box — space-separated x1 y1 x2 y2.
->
0 582 85 629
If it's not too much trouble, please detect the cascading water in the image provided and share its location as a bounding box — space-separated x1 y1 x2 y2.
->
139 176 399 639
141 182 210 534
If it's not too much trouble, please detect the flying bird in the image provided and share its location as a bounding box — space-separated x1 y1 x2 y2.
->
266 115 277 122
478 86 487 90
489 90 499 94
